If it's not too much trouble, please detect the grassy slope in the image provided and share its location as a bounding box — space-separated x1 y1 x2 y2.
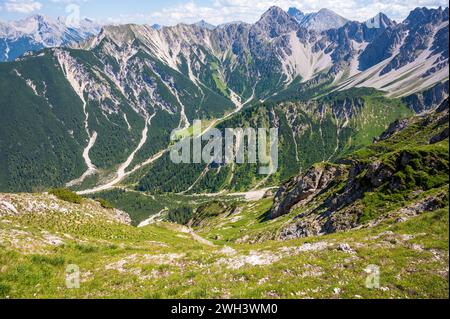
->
0 193 447 299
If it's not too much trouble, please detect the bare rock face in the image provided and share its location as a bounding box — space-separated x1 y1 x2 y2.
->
375 119 410 142
430 128 449 144
402 80 449 113
0 193 132 225
269 164 344 219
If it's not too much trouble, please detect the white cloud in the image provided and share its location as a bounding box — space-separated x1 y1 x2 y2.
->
3 0 42 13
148 0 449 26
48 0 90 3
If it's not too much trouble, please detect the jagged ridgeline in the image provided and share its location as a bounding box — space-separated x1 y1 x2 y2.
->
0 6 448 193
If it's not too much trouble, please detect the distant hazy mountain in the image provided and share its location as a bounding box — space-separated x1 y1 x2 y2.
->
192 20 216 30
287 7 305 22
288 7 349 31
0 14 100 62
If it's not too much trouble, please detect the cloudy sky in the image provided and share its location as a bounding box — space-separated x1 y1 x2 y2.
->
0 0 448 25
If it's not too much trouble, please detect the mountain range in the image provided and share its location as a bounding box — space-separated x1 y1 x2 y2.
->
0 14 100 62
0 6 447 193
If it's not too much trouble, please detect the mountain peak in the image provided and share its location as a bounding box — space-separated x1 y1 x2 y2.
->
315 8 346 20
299 8 349 32
287 7 305 23
193 20 216 30
365 12 395 29
25 14 54 25
264 6 286 15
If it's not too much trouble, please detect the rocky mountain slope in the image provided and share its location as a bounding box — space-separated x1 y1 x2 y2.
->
0 14 100 62
269 99 449 240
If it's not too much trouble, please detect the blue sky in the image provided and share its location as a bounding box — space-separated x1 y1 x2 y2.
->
0 0 448 25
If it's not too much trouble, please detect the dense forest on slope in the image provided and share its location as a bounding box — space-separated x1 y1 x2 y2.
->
136 89 412 193
0 55 86 192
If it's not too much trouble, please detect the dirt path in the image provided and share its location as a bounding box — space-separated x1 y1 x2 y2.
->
176 225 216 247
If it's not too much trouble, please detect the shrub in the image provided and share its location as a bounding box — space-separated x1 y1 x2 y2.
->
167 207 193 225
75 244 98 253
0 283 11 298
49 188 83 204
97 198 114 210
30 255 65 266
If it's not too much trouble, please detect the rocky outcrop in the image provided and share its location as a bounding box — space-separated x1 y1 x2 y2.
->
402 81 449 113
269 164 344 219
375 119 410 142
277 148 447 239
0 193 131 225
